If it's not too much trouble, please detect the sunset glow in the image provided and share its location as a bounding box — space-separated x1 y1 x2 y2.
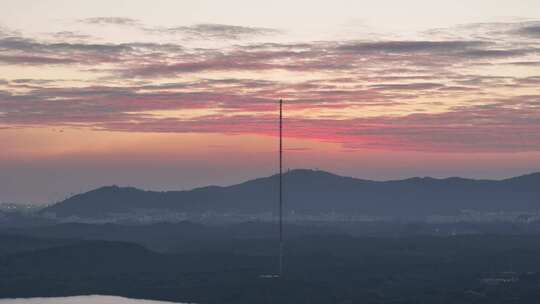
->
1 0 539 203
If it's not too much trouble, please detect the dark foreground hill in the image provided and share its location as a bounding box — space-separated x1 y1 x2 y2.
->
4 222 340 252
4 233 540 303
42 169 540 218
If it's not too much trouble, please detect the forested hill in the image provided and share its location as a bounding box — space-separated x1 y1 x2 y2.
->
42 169 540 218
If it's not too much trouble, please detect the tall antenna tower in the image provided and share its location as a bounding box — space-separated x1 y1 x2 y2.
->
279 99 283 277
258 99 284 280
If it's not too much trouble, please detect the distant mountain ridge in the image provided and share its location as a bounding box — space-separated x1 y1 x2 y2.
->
41 169 540 218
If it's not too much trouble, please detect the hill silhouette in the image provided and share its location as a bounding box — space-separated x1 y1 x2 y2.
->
5 233 540 303
42 169 540 218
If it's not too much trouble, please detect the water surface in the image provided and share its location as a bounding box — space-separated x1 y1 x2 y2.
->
0 295 181 304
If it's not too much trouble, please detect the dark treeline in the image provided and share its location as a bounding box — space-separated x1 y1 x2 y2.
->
4 222 540 303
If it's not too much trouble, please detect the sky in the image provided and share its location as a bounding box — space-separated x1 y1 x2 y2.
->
0 0 539 204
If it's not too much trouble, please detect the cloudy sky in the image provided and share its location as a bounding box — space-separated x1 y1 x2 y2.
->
1 0 539 204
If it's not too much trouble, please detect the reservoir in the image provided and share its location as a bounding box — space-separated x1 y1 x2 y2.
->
0 295 183 304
